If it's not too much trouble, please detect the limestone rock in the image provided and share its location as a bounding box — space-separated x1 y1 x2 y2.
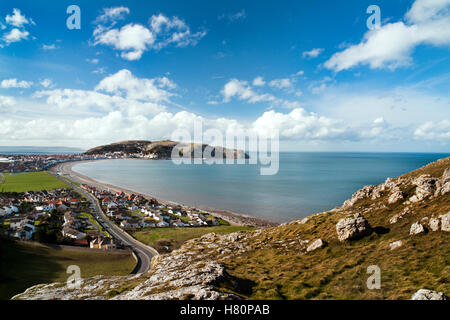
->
389 240 403 250
411 289 448 300
409 222 425 235
388 189 404 204
409 175 439 203
336 213 372 242
428 218 440 232
306 239 326 252
440 212 450 232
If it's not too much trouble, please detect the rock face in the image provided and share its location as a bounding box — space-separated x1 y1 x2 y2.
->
408 175 439 203
306 239 326 252
409 222 426 235
440 212 450 232
389 240 403 250
428 218 440 232
336 213 372 242
411 289 448 300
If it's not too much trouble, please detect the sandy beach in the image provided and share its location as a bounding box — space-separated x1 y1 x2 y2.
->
51 160 279 228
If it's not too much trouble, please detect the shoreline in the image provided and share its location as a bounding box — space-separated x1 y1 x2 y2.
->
51 160 279 228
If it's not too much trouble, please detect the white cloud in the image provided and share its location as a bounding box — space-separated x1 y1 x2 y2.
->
95 69 176 102
3 28 29 44
94 23 154 61
218 10 247 22
221 78 302 108
325 0 450 72
40 79 54 88
252 108 351 140
92 12 206 60
1 78 32 88
269 78 293 89
221 79 275 104
5 8 32 27
302 48 323 59
149 14 206 49
252 76 265 86
414 120 450 141
92 67 107 75
95 6 130 24
86 58 99 64
0 95 15 112
41 44 57 50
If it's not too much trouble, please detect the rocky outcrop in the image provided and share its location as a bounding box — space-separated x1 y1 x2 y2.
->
411 289 448 300
389 240 403 250
409 222 426 235
428 218 440 231
440 212 450 232
336 213 372 242
306 239 326 252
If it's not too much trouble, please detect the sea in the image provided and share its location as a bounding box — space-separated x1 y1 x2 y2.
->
72 152 449 222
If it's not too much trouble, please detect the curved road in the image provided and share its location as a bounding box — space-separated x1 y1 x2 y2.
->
49 167 158 274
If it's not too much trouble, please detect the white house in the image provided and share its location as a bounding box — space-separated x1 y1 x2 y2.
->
157 221 169 228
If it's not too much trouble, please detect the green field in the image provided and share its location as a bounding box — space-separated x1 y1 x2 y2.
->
0 240 136 300
134 225 254 253
0 172 67 192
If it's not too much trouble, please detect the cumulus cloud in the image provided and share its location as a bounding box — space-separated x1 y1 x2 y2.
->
1 78 32 88
94 23 155 61
1 9 34 46
414 120 450 141
269 78 293 89
0 95 15 112
3 28 29 44
5 8 33 27
221 78 302 108
92 11 206 60
253 76 265 86
95 6 130 24
252 108 351 140
325 0 450 72
39 79 54 88
95 69 176 102
302 48 323 59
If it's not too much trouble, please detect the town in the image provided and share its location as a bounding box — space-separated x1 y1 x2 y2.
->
0 181 223 250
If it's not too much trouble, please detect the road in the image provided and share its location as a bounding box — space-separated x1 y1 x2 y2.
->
49 170 158 274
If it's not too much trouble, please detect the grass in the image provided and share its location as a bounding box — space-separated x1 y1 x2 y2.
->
0 172 67 193
0 240 136 300
214 157 450 300
80 212 109 237
134 225 255 253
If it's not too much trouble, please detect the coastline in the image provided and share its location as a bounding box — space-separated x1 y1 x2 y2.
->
51 160 279 228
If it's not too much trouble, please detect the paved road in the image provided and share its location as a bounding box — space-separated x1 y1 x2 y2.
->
49 169 158 274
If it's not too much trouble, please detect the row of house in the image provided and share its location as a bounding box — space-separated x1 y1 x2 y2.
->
81 184 221 231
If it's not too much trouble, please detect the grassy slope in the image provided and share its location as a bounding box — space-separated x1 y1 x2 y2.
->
134 225 254 253
0 240 136 300
0 172 67 192
217 158 450 300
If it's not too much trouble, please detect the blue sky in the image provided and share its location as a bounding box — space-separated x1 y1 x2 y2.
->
0 0 449 151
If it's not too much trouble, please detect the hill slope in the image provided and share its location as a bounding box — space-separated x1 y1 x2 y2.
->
85 140 249 159
13 157 450 300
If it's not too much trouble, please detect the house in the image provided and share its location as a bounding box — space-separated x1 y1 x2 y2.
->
14 226 34 240
120 220 139 230
157 221 169 228
63 228 86 240
90 237 115 250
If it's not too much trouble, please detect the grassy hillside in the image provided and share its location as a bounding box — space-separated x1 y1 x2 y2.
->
0 240 136 300
214 157 450 299
0 172 67 192
134 225 254 253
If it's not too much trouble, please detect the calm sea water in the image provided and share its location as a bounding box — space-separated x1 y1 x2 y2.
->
73 153 449 222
